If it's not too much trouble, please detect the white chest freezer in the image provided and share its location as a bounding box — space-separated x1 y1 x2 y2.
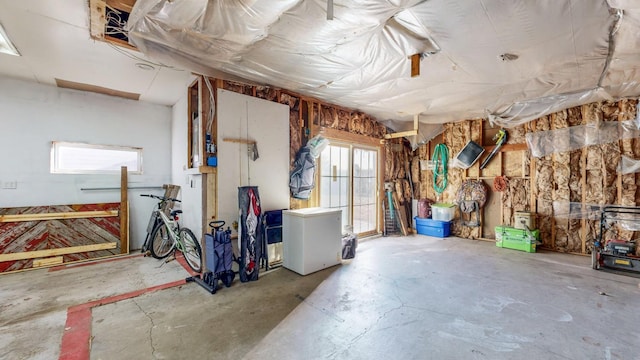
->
282 207 342 275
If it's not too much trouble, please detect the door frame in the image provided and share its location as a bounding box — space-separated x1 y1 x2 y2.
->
313 127 383 236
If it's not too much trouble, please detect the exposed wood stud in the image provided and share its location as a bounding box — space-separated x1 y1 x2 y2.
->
384 130 418 139
581 145 587 254
410 53 421 77
392 191 409 236
120 166 129 254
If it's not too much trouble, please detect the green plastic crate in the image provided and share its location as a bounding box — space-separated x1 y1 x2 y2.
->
495 226 539 253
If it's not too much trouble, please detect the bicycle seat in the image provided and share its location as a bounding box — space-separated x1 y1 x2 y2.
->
171 210 183 216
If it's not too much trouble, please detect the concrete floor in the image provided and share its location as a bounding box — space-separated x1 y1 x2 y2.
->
1 235 639 360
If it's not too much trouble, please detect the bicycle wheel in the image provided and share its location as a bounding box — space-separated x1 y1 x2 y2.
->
180 228 202 273
149 223 175 259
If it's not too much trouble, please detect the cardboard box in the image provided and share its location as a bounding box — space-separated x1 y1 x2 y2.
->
514 211 536 230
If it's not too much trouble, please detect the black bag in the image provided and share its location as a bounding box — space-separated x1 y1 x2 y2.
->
342 233 357 259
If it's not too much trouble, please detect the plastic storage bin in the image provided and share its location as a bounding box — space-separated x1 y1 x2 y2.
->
431 203 456 221
415 217 451 238
495 226 539 253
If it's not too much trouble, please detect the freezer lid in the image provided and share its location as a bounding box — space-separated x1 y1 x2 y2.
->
283 207 342 218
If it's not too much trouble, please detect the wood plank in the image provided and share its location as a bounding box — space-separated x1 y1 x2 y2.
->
33 256 64 268
485 143 528 152
120 166 129 254
0 242 117 262
317 126 382 147
392 191 409 236
0 210 118 223
89 0 107 40
107 0 136 12
222 137 257 145
529 121 537 214
581 146 587 254
410 53 421 77
197 166 217 174
384 130 418 139
55 78 140 100
551 154 556 249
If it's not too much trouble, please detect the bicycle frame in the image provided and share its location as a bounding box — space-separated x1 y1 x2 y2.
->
155 209 187 253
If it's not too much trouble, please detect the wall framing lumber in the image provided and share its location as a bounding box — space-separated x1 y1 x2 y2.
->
120 166 129 254
317 126 381 147
581 146 587 253
0 243 117 262
0 210 118 223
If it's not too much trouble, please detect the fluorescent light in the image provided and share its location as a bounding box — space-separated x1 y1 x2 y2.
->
0 22 20 56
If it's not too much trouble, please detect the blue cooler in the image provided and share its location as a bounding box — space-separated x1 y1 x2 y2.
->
415 217 451 238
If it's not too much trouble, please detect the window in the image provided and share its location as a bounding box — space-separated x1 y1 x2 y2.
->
50 141 142 174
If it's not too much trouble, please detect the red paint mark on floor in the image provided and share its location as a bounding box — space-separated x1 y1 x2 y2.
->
174 251 199 277
58 251 201 360
59 307 91 360
59 279 187 360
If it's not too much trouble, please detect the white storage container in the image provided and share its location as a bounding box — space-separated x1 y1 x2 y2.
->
431 203 456 221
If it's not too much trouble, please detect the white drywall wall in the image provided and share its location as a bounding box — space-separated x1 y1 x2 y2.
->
217 90 290 231
0 77 172 250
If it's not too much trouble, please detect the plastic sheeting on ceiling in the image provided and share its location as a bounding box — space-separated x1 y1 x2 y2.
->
127 0 640 130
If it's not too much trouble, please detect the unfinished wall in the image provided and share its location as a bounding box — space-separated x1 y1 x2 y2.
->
412 98 639 254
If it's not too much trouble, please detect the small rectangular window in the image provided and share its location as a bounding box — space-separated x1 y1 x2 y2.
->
51 141 143 174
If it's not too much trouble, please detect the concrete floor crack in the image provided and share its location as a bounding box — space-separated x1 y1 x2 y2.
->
132 298 158 359
348 301 404 347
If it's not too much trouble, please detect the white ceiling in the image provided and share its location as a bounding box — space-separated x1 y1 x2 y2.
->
1 0 640 130
0 0 194 106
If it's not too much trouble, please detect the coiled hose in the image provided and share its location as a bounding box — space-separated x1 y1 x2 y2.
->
432 144 448 194
493 176 508 192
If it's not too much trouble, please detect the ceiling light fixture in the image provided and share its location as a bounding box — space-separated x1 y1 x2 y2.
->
135 62 155 71
0 22 20 56
499 53 519 62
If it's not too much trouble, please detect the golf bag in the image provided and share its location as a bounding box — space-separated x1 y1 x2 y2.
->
238 186 262 282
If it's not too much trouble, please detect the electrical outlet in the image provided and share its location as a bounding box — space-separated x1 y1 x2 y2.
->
2 181 17 189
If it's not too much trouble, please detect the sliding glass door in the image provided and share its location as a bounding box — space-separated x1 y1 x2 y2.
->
319 144 378 236
352 148 377 234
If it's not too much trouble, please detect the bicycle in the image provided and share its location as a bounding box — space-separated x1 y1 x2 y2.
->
140 194 202 273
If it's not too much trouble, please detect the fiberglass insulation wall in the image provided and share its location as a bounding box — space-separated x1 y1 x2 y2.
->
412 99 640 255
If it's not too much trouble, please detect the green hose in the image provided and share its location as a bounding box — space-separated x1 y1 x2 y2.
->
386 190 394 220
432 144 448 194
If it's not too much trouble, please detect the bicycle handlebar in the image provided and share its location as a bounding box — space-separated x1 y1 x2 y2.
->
140 194 181 202
209 220 226 230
